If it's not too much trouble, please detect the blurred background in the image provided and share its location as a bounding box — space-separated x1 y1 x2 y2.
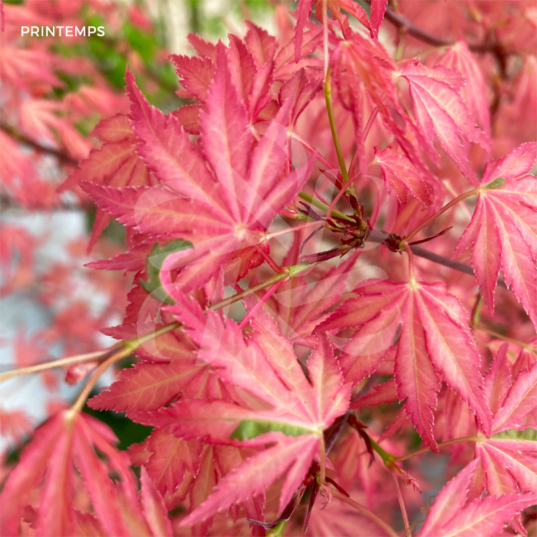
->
0 0 277 456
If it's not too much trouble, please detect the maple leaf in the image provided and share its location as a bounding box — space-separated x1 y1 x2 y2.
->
318 278 491 450
350 378 397 410
63 113 157 251
130 292 351 525
173 24 319 135
0 408 33 443
455 142 537 325
89 319 230 415
396 59 490 182
171 53 215 102
332 34 434 181
0 409 175 537
467 347 537 502
438 41 491 136
369 0 388 40
245 256 357 347
373 145 433 206
84 51 313 293
139 467 173 537
133 429 201 502
88 360 206 413
19 99 89 160
418 459 537 537
0 412 139 536
0 45 63 91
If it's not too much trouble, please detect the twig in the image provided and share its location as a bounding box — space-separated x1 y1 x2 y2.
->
404 189 478 243
474 324 537 352
0 195 85 212
392 470 412 537
323 67 350 184
0 350 107 383
367 230 507 289
0 121 78 166
394 435 478 462
378 2 503 54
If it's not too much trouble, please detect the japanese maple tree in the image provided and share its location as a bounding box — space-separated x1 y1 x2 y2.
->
1 0 537 536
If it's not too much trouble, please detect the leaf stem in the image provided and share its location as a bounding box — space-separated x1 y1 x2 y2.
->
474 324 537 353
267 520 287 537
0 120 78 166
369 437 396 466
66 351 126 419
324 67 350 184
404 189 478 243
395 435 478 462
210 272 290 310
319 436 327 485
331 489 399 537
392 470 412 537
404 243 416 282
299 191 354 222
0 350 106 384
288 131 334 170
254 244 286 273
322 0 329 80
66 321 181 418
238 278 288 329
264 220 322 240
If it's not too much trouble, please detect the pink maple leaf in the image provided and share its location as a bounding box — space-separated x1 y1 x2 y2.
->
83 48 313 293
397 60 490 183
455 142 537 324
128 292 351 524
318 278 492 450
419 459 537 537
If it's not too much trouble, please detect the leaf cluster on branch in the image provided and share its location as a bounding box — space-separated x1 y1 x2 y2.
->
1 0 537 536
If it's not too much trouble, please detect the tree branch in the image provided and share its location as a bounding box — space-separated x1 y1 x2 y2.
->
379 2 503 55
0 121 78 167
368 230 507 289
0 195 86 212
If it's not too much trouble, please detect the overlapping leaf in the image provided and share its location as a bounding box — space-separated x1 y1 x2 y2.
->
175 23 319 134
332 34 434 181
129 291 351 525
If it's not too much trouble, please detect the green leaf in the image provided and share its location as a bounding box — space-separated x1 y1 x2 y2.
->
484 177 506 190
124 23 157 63
492 428 537 441
230 420 313 441
140 240 192 305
